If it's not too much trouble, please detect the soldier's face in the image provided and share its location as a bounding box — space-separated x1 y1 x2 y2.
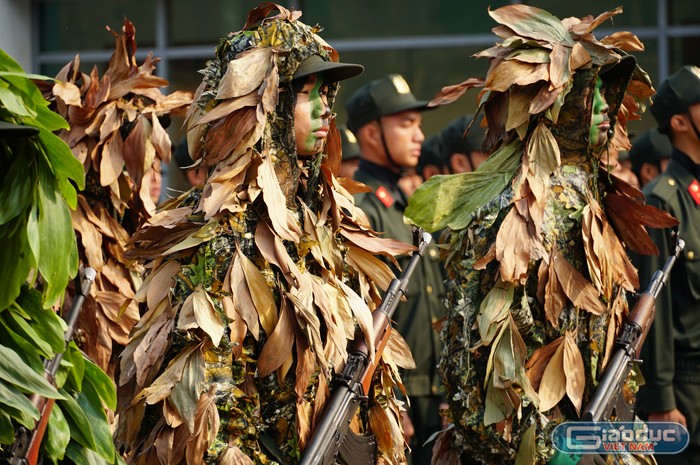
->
294 73 332 156
379 110 425 168
589 78 611 148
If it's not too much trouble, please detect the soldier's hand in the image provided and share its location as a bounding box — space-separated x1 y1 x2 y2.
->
648 409 687 428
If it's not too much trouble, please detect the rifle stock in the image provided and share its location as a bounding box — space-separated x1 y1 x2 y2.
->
549 237 684 465
10 267 96 465
299 229 432 465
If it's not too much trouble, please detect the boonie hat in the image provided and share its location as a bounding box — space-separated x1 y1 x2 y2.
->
345 74 429 132
293 54 364 83
629 127 673 171
651 65 700 132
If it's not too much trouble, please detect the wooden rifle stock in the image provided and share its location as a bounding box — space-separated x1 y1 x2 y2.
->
10 267 96 465
299 229 432 465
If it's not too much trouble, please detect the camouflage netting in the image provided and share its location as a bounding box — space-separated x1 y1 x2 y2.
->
405 6 677 465
116 3 415 464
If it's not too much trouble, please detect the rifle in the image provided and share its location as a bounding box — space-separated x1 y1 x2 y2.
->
549 236 685 465
10 267 97 465
299 228 433 465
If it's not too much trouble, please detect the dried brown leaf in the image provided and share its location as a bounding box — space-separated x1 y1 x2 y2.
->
216 47 274 100
538 337 566 411
603 192 678 255
257 295 294 377
236 242 277 335
495 206 530 283
563 331 585 413
525 336 563 391
428 77 484 107
219 445 254 465
551 249 607 315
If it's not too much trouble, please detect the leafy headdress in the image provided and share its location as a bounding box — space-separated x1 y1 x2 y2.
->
405 6 677 465
116 4 415 464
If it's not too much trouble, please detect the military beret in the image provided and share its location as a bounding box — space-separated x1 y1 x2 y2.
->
651 65 700 132
345 74 429 132
629 127 673 171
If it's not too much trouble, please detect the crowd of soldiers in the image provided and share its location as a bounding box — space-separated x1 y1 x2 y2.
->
2 3 700 465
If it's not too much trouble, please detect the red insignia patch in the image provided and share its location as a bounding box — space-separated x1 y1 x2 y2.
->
689 179 700 206
375 185 394 208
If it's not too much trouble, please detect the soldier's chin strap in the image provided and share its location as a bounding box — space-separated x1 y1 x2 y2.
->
376 118 406 176
686 111 700 143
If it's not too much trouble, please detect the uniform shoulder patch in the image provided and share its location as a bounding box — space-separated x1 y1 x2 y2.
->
689 179 700 205
374 185 394 208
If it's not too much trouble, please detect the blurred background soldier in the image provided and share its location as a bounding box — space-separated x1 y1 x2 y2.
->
419 115 487 181
630 126 674 188
338 124 361 179
346 73 448 465
635 65 700 465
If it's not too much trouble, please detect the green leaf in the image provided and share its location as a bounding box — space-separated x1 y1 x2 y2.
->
0 411 14 444
0 79 36 117
1 402 36 428
0 49 24 73
65 441 114 465
35 103 70 132
16 285 66 355
0 217 33 310
57 388 97 450
39 127 85 198
76 375 117 460
0 378 40 420
35 161 78 308
0 344 65 399
4 308 55 358
59 341 84 392
405 139 522 232
44 403 70 462
0 320 44 373
0 154 33 225
83 358 116 410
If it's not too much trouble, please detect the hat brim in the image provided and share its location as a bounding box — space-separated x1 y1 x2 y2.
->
599 55 637 83
294 55 364 83
382 100 432 116
0 121 39 138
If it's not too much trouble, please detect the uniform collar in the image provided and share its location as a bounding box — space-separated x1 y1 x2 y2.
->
671 148 700 181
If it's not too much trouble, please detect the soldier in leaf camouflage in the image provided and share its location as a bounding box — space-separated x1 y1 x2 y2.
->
405 5 676 465
116 5 416 465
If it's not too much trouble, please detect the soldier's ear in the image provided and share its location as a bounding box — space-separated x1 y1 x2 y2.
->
669 113 689 134
359 121 382 150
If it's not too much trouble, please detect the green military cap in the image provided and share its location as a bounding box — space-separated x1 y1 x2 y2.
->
345 74 429 132
629 127 673 172
338 125 361 161
293 54 364 83
0 121 39 138
651 65 700 132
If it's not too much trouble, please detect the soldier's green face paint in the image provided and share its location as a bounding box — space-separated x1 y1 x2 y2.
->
589 77 611 148
294 73 331 156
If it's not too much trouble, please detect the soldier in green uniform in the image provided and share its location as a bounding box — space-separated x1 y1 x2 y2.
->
635 65 700 465
346 74 448 465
